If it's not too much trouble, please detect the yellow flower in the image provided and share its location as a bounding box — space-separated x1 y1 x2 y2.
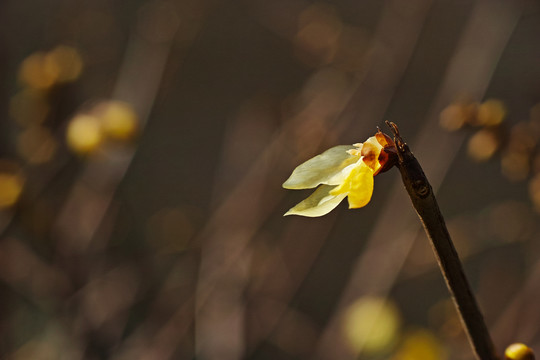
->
283 130 397 217
505 343 535 360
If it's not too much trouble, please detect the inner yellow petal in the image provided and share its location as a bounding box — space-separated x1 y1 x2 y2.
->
329 161 374 209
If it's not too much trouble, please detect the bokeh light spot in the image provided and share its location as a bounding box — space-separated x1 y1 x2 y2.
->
66 114 103 155
393 329 447 360
508 122 539 153
505 343 535 360
501 151 529 182
0 162 25 209
294 3 343 66
439 102 478 131
18 52 59 90
98 100 138 141
476 99 506 126
18 46 83 90
45 45 84 83
467 129 498 162
343 296 400 355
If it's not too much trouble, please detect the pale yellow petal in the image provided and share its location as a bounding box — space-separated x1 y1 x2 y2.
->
284 185 347 217
283 145 356 189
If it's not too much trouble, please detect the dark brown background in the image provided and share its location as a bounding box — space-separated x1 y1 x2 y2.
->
0 0 539 359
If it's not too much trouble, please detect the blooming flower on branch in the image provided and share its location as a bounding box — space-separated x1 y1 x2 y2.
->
283 129 397 217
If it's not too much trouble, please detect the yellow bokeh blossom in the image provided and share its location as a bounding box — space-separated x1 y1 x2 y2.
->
99 101 138 140
393 329 447 360
0 163 25 209
65 100 138 155
283 129 397 216
18 46 83 90
45 45 84 83
505 343 535 360
343 296 401 355
66 114 103 155
19 52 58 90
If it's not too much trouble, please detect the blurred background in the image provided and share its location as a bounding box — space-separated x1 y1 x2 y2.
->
0 0 539 359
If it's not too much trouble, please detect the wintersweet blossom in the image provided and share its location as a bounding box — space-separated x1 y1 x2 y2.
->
283 130 397 217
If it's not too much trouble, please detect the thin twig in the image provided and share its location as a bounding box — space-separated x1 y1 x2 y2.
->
386 121 498 360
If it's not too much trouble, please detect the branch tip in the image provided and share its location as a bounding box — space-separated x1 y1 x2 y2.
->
385 121 406 151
